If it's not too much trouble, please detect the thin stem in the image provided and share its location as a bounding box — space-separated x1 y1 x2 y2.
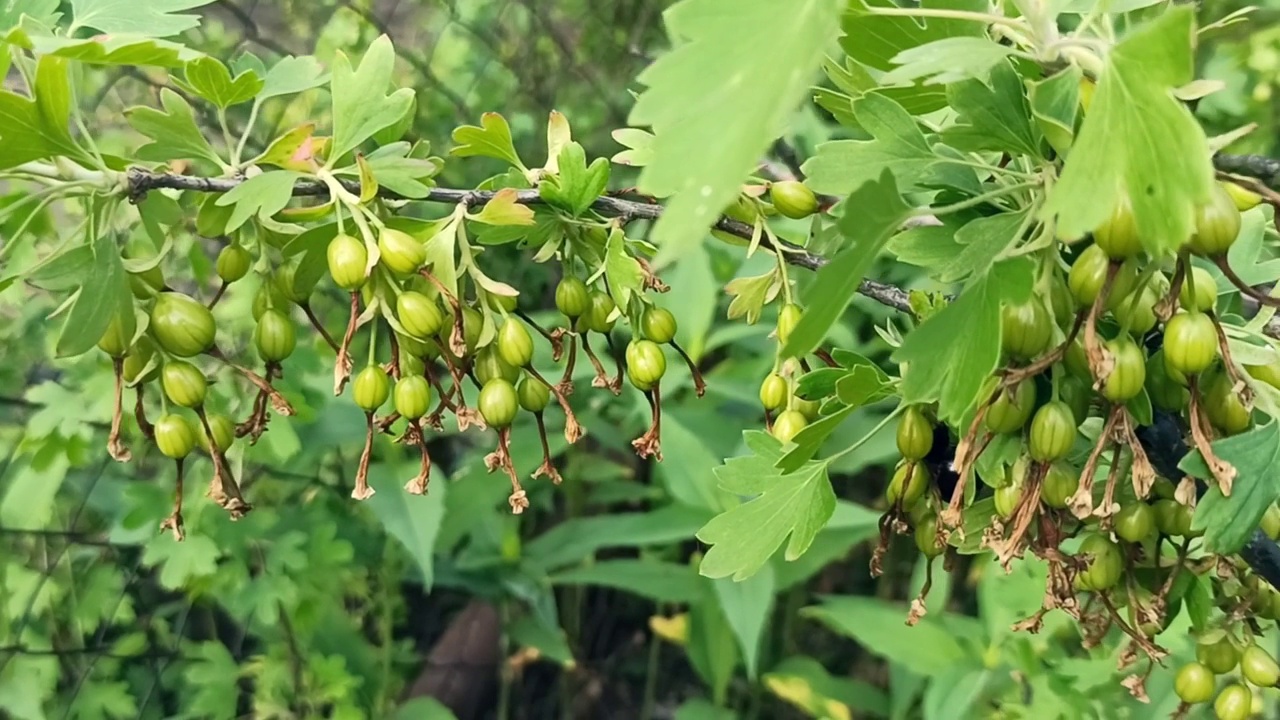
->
828 404 905 463
233 100 262 166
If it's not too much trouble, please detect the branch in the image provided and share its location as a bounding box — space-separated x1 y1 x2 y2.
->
115 151 1280 323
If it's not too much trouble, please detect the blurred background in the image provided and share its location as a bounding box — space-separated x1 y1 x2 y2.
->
1 1 1279 719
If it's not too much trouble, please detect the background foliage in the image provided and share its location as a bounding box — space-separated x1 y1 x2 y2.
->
2 1 1280 719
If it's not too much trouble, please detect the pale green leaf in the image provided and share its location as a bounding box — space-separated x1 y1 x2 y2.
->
603 228 645 311
697 444 835 581
259 55 328 100
142 534 220 590
0 0 60 30
215 171 302 232
1042 7 1215 254
611 127 655 168
631 0 843 266
328 35 415 163
69 0 215 37
468 188 536 226
802 93 934 196
881 37 1016 86
841 0 987 73
450 112 525 169
5 28 199 67
126 88 224 166
765 655 890 719
539 142 609 216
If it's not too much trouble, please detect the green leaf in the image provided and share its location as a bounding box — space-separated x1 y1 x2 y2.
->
364 460 446 588
802 595 970 676
712 565 775 678
611 127 655 168
782 169 910 358
468 188 536 226
0 0 60 30
631 0 843 266
939 208 1032 284
550 560 705 604
539 142 609 216
941 61 1042 159
924 668 990 720
328 35 415 163
841 0 986 74
724 270 778 325
1042 7 1215 253
0 77 92 169
894 258 1035 423
351 142 443 199
178 56 263 108
5 28 198 67
523 504 712 573
687 586 741 705
451 112 526 170
182 642 240 719
834 364 895 407
391 699 458 720
777 405 857 473
507 616 574 669
674 700 738 720
259 55 328 100
126 88 224 166
69 0 214 37
697 437 836 581
602 227 645 312
887 221 965 269
802 93 936 197
1223 207 1280 286
0 441 70 530
57 230 130 358
215 171 302 232
1028 66 1081 157
765 655 890 719
142 534 220 590
23 244 93 291
1180 422 1280 553
881 37 1016 86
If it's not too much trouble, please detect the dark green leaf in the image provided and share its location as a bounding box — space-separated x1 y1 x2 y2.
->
1028 66 1081 157
765 655 890 719
508 615 574 669
893 258 1035 423
940 61 1042 158
777 405 857 473
841 0 986 73
364 461 446 588
795 368 849 400
56 230 130 358
782 169 910 358
1181 422 1280 553
523 504 712 573
940 208 1031 284
551 560 705 604
802 595 969 676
